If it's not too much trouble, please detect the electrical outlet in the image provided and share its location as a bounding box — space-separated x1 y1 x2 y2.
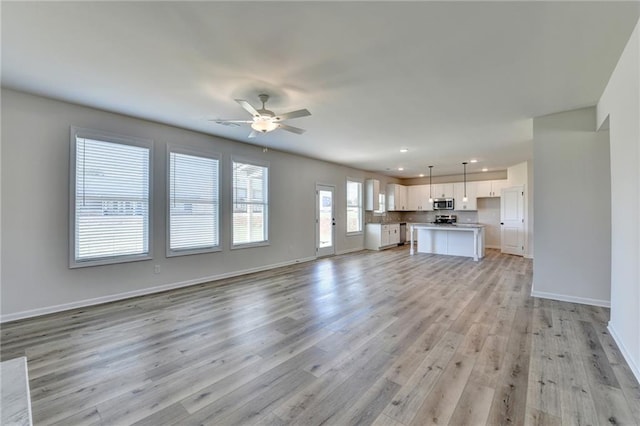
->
154 265 161 274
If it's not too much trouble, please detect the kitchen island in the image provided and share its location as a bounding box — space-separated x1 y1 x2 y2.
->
409 223 485 261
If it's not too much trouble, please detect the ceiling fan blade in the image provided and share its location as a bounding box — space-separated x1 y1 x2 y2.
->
278 124 306 135
235 99 260 117
248 130 259 138
209 119 253 123
209 119 252 128
274 109 311 121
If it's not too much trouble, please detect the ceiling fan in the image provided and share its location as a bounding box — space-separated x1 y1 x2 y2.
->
212 94 311 138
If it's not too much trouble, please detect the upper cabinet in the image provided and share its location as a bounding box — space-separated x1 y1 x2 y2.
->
453 182 477 211
432 183 455 199
476 179 508 197
365 179 380 211
387 183 408 211
402 179 508 210
407 185 433 211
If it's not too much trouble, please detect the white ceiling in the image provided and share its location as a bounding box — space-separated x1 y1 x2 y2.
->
2 1 638 177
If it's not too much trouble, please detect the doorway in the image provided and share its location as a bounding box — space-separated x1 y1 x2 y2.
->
316 184 336 257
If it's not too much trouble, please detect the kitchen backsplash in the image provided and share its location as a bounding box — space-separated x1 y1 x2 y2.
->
366 210 479 224
365 211 403 223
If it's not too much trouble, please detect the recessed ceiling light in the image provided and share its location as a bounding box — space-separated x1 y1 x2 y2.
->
470 159 478 163
400 148 409 153
482 168 488 172
398 167 404 171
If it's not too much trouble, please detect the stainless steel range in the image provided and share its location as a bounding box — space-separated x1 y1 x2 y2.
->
434 214 457 224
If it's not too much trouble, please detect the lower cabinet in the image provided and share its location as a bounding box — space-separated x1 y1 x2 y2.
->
365 223 400 250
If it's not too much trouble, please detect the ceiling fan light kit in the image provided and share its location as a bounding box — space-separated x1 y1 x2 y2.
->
251 119 278 133
213 93 311 138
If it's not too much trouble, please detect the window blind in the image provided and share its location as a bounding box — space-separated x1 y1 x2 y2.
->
169 151 219 253
346 180 363 233
74 136 150 263
232 161 268 245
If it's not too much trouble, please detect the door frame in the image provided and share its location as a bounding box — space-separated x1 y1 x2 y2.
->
316 183 336 257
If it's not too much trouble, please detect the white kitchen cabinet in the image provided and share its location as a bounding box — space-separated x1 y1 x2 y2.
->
490 180 508 197
365 179 380 211
389 223 400 245
380 225 390 246
453 181 477 211
476 179 508 197
365 223 400 250
386 184 408 211
407 185 433 211
432 183 454 199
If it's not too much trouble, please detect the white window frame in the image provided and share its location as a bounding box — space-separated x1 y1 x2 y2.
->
166 145 221 257
69 126 153 268
346 178 364 235
374 192 386 216
231 156 270 249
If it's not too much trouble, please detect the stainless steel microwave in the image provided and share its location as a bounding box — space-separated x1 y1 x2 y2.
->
433 198 454 210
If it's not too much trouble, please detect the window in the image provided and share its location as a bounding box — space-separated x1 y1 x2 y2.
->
168 149 220 255
232 159 268 246
374 193 386 215
346 180 363 234
70 127 152 267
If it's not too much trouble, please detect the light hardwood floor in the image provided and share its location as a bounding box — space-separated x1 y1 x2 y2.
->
1 248 639 425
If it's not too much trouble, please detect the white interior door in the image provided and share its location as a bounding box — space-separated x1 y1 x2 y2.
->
316 184 336 257
501 185 525 256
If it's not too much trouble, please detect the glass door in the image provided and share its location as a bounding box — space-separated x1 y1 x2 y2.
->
316 184 335 257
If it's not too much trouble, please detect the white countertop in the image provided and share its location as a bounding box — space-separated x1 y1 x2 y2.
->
409 222 485 229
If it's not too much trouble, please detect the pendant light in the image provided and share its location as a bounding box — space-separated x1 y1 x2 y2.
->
428 165 434 203
462 162 468 202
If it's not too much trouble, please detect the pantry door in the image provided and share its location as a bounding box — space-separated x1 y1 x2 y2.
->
501 185 525 256
316 184 336 257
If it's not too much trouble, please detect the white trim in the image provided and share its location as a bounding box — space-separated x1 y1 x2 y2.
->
0 256 316 323
531 289 610 308
335 247 365 255
69 126 154 268
316 183 337 257
346 178 364 234
231 157 270 248
166 145 221 257
608 323 640 385
486 245 501 249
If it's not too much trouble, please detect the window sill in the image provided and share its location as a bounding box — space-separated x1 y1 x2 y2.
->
231 241 270 250
167 246 222 257
346 231 363 237
69 253 152 269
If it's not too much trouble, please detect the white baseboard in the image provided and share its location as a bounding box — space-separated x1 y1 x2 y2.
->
486 245 501 249
335 247 365 255
530 289 611 308
607 323 640 385
0 256 316 323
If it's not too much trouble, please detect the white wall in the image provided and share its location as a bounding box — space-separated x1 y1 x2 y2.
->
0 89 395 321
597 18 640 383
532 107 611 307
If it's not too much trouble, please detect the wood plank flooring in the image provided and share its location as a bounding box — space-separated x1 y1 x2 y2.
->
2 248 639 425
